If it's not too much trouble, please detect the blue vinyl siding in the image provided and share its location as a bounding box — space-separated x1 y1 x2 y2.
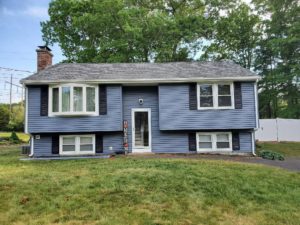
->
103 133 123 153
32 130 253 156
33 135 52 157
30 84 255 156
239 132 253 152
27 85 123 133
159 83 256 130
123 87 192 153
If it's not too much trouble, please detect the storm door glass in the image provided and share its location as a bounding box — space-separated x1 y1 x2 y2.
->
134 112 149 147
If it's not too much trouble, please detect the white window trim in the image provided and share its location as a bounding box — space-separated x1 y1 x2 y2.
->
196 132 232 152
49 84 99 116
59 134 96 155
197 83 234 110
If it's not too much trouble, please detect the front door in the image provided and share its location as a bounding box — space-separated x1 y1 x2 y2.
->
132 108 151 152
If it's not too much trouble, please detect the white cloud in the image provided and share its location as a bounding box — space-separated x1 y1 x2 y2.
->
1 7 16 16
1 6 48 19
23 6 48 19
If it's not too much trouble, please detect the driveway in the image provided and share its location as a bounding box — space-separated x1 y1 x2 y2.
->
200 155 300 172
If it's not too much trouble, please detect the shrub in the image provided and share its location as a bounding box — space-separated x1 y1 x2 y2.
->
9 132 21 144
259 150 285 161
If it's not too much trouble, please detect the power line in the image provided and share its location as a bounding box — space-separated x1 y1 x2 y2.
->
0 66 33 73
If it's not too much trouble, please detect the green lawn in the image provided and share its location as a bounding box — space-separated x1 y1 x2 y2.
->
0 132 30 143
0 146 299 225
257 142 300 157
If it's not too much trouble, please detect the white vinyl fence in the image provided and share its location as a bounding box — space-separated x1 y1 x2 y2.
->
255 118 300 142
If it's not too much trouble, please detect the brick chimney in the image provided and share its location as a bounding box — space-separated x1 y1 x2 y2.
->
36 46 53 72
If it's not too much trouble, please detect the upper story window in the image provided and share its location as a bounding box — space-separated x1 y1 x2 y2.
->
49 84 98 116
197 83 234 110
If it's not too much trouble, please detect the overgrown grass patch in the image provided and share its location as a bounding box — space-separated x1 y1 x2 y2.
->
257 142 300 157
0 132 30 143
0 146 299 225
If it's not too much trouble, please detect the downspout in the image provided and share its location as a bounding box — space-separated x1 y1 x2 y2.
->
252 81 259 156
29 136 34 157
251 131 256 156
25 86 34 157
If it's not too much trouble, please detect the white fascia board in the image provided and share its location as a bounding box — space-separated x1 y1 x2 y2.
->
21 76 260 85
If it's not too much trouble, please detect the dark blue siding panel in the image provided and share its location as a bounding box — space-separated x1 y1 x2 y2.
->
103 133 123 153
27 85 123 133
159 83 256 130
239 132 253 152
34 135 52 157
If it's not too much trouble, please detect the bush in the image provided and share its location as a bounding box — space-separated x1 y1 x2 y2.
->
259 150 285 161
9 132 21 144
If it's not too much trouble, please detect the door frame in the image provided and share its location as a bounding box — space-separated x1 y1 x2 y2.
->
131 108 152 152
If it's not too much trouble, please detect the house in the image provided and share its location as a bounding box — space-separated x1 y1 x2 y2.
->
20 46 259 157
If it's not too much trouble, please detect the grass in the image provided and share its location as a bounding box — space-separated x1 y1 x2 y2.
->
257 142 300 157
0 146 299 225
0 132 30 143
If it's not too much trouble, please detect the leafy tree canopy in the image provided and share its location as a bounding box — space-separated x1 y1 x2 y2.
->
42 0 240 63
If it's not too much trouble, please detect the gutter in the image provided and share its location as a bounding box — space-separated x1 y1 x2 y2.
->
20 76 260 85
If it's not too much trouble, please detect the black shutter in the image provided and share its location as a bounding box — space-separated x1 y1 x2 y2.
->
189 84 197 110
52 135 59 154
232 132 240 150
99 85 107 115
40 85 48 116
234 82 242 109
188 133 197 151
96 134 103 153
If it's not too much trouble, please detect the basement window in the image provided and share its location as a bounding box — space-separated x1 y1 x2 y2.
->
49 84 98 116
196 132 232 152
60 135 95 155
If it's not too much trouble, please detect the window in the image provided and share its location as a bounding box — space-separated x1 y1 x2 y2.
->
52 88 59 112
73 87 83 112
86 87 95 112
62 87 71 112
197 83 234 109
60 135 95 155
198 134 213 149
216 134 230 148
49 84 98 116
218 85 232 107
199 84 213 108
62 137 76 152
197 132 232 151
80 136 94 151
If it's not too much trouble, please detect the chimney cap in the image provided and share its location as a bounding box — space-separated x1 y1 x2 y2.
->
37 45 52 51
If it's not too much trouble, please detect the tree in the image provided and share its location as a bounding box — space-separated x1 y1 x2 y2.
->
8 103 24 131
41 0 239 63
201 3 262 69
0 104 9 131
254 0 300 118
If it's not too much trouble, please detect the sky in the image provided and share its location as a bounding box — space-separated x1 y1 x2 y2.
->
0 0 64 103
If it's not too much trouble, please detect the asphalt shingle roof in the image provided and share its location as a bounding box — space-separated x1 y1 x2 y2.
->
21 61 259 84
